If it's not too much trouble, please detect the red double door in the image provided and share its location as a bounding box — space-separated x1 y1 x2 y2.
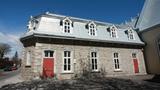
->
133 59 139 73
43 58 54 78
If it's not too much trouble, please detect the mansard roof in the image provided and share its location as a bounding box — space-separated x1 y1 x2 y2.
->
21 12 144 45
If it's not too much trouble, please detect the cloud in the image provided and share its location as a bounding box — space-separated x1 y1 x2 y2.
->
0 32 23 58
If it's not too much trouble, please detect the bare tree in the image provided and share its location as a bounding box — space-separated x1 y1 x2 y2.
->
0 43 11 59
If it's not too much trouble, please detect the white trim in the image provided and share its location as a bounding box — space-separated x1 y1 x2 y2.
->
62 50 73 73
90 50 99 72
112 52 121 71
128 29 135 40
110 25 118 38
26 50 31 66
41 49 56 76
131 52 140 73
62 17 73 34
88 22 97 36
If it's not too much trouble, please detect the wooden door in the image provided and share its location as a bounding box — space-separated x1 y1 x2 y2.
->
133 59 139 73
43 50 54 78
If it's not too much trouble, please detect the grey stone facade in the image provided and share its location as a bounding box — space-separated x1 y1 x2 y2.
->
21 42 146 80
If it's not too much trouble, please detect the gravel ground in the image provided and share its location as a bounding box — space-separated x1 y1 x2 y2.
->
0 77 160 90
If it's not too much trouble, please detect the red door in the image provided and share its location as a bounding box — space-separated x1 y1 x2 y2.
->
43 58 54 78
133 59 139 73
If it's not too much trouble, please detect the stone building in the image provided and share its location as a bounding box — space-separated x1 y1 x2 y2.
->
20 12 146 80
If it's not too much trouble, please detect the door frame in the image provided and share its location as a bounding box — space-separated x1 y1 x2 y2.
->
41 49 56 77
132 53 139 73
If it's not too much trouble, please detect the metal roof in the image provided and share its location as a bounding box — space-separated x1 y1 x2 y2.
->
21 13 144 45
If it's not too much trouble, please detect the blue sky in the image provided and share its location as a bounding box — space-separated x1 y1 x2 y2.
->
0 0 145 57
0 0 145 35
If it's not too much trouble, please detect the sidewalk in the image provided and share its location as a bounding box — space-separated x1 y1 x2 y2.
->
0 72 24 88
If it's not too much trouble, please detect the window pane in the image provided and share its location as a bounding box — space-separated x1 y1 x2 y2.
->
68 51 70 57
92 59 94 64
117 64 119 69
115 64 117 69
95 65 97 69
94 52 97 57
50 51 54 57
68 58 70 64
91 52 94 57
68 65 71 70
64 59 67 64
95 59 97 63
44 51 48 57
92 65 94 70
132 53 136 58
117 59 119 63
64 65 67 70
114 59 116 63
64 51 67 57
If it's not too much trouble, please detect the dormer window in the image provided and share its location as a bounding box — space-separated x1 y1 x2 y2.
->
86 22 97 36
27 18 39 31
110 26 117 38
60 18 73 33
128 29 134 40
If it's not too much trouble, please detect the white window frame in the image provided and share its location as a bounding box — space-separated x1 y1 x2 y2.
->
44 50 54 58
88 22 97 36
90 51 98 71
26 51 31 66
113 52 120 71
110 26 118 38
62 18 73 33
63 51 72 72
128 29 135 40
132 53 137 59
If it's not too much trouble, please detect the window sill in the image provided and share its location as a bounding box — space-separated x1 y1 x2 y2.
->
114 69 122 72
61 71 74 74
25 65 31 68
91 70 100 73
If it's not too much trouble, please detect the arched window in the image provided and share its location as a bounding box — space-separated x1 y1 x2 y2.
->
61 18 73 33
128 29 134 40
110 26 117 38
88 22 96 36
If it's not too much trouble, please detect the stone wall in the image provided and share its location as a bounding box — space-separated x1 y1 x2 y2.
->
21 46 36 80
21 42 146 80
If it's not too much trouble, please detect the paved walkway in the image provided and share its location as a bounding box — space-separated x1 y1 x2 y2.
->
0 70 24 88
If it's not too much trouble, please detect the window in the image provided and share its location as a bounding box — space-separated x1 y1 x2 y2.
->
132 53 137 59
91 52 98 71
61 18 73 33
128 29 134 40
27 19 38 31
44 50 54 57
63 51 71 72
26 51 31 66
113 53 120 70
110 26 117 38
89 23 96 36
